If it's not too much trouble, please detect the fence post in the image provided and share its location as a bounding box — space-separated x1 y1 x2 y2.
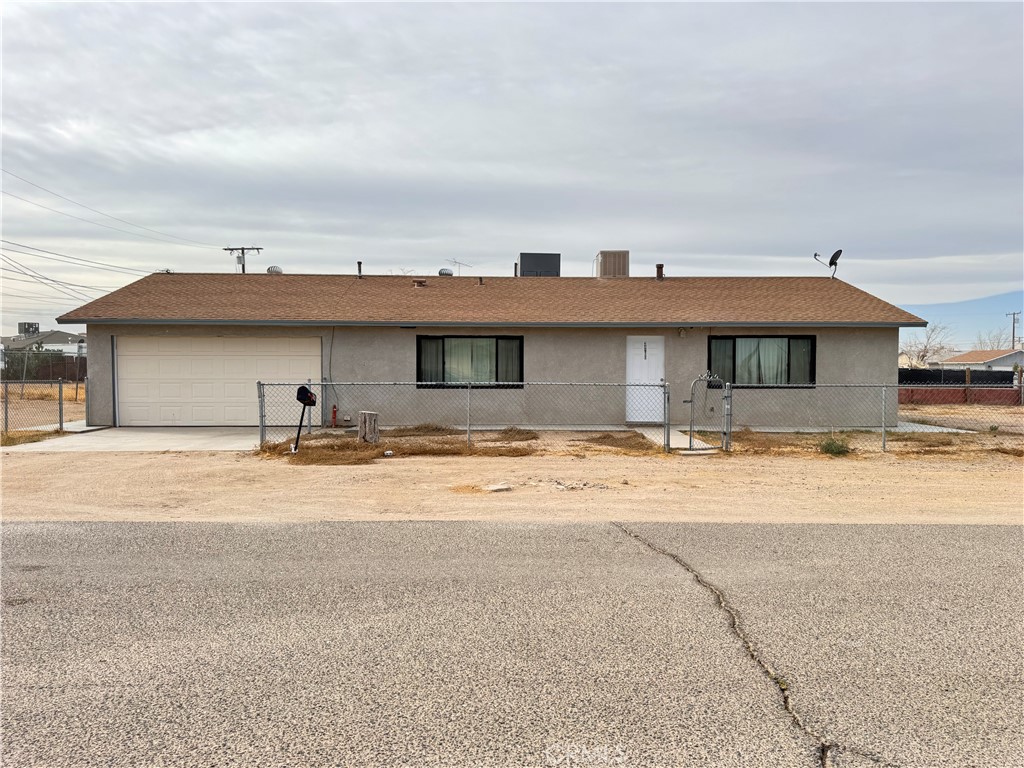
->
257 381 266 445
881 384 887 452
58 379 64 431
466 381 472 447
662 383 671 452
306 378 313 434
83 376 89 426
3 380 8 433
723 383 732 451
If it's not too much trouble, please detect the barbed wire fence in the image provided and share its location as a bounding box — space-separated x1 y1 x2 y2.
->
257 381 673 453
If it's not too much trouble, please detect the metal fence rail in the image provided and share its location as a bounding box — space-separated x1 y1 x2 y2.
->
1 379 87 434
257 381 672 452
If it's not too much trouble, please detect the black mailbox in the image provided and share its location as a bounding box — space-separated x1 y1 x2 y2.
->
296 386 317 407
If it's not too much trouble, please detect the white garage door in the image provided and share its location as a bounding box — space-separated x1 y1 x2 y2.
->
116 336 321 426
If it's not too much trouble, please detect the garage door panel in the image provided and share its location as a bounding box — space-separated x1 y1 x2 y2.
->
224 382 249 400
158 406 183 423
118 357 161 377
190 382 215 399
158 382 183 399
190 406 216 422
117 336 321 426
154 338 194 355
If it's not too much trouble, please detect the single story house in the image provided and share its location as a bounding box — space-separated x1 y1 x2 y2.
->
938 349 1024 372
0 330 87 371
57 271 925 429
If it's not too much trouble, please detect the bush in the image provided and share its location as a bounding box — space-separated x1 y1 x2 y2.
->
819 436 851 456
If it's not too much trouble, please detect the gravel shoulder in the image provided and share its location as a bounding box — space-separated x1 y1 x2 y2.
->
2 450 1021 524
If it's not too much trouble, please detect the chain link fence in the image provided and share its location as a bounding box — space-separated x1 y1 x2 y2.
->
257 380 1022 456
723 383 1023 453
1 379 87 435
258 381 672 453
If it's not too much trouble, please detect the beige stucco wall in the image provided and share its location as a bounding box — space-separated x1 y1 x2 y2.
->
85 323 899 428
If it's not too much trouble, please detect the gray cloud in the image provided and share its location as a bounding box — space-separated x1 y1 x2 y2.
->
2 2 1021 333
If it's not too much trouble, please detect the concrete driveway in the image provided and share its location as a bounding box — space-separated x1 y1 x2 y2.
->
3 427 260 452
3 521 1020 767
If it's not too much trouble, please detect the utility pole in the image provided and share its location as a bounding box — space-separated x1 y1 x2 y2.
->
1008 311 1021 349
224 247 262 274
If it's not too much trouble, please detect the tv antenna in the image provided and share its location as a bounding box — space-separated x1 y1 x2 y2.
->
224 246 262 274
445 258 473 276
813 249 842 279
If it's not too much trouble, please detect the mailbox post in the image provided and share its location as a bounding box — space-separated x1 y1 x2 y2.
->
291 385 317 453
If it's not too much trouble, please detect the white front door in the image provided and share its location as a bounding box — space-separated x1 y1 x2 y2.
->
626 336 665 422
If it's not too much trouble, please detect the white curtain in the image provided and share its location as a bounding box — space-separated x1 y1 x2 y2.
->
736 337 788 385
444 338 495 383
758 337 788 385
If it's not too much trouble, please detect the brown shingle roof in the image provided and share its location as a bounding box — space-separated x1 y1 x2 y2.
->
942 349 1020 364
57 274 926 327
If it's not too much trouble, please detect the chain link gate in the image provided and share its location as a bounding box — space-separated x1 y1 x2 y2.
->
684 373 730 450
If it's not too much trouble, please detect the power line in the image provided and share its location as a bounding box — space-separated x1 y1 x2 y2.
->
0 241 151 276
1 168 223 248
0 268 111 293
0 256 94 301
1 291 85 304
2 191 222 250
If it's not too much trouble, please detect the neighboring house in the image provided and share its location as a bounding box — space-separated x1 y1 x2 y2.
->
57 270 925 429
0 330 87 370
938 349 1024 372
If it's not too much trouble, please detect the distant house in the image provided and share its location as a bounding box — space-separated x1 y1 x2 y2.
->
0 330 87 370
58 266 925 429
939 349 1024 372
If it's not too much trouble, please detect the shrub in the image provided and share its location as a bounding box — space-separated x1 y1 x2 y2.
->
819 436 851 456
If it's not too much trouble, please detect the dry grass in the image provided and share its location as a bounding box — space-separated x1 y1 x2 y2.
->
259 433 537 465
723 427 1023 458
571 431 660 454
485 426 540 442
0 383 86 403
1 430 60 446
380 423 464 437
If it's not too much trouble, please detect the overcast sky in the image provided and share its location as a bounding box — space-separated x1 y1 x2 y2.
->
2 2 1021 337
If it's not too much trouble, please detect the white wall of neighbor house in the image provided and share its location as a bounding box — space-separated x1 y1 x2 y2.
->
85 323 899 428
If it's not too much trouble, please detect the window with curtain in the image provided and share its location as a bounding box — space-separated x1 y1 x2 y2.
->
708 336 815 386
417 336 523 387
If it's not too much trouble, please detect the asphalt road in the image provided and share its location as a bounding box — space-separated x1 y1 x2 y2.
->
2 522 1021 767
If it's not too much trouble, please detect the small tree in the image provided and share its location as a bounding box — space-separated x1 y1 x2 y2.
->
974 328 1013 350
901 324 955 367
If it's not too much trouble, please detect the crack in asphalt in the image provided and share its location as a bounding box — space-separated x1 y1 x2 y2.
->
611 522 900 768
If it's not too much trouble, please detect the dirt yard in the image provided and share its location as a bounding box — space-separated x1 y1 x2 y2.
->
2 448 1020 525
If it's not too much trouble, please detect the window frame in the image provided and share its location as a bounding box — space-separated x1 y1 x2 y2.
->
706 334 816 388
416 334 525 389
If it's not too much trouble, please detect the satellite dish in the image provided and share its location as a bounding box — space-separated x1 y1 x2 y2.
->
813 249 843 279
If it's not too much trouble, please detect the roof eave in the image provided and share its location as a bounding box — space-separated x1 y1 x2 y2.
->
61 318 927 329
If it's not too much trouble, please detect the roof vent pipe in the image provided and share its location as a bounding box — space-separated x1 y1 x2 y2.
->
656 264 664 281
478 276 484 286
357 261 363 279
514 262 518 277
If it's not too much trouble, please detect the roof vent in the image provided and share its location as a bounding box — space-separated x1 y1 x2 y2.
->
412 279 427 288
438 268 454 276
267 266 283 274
